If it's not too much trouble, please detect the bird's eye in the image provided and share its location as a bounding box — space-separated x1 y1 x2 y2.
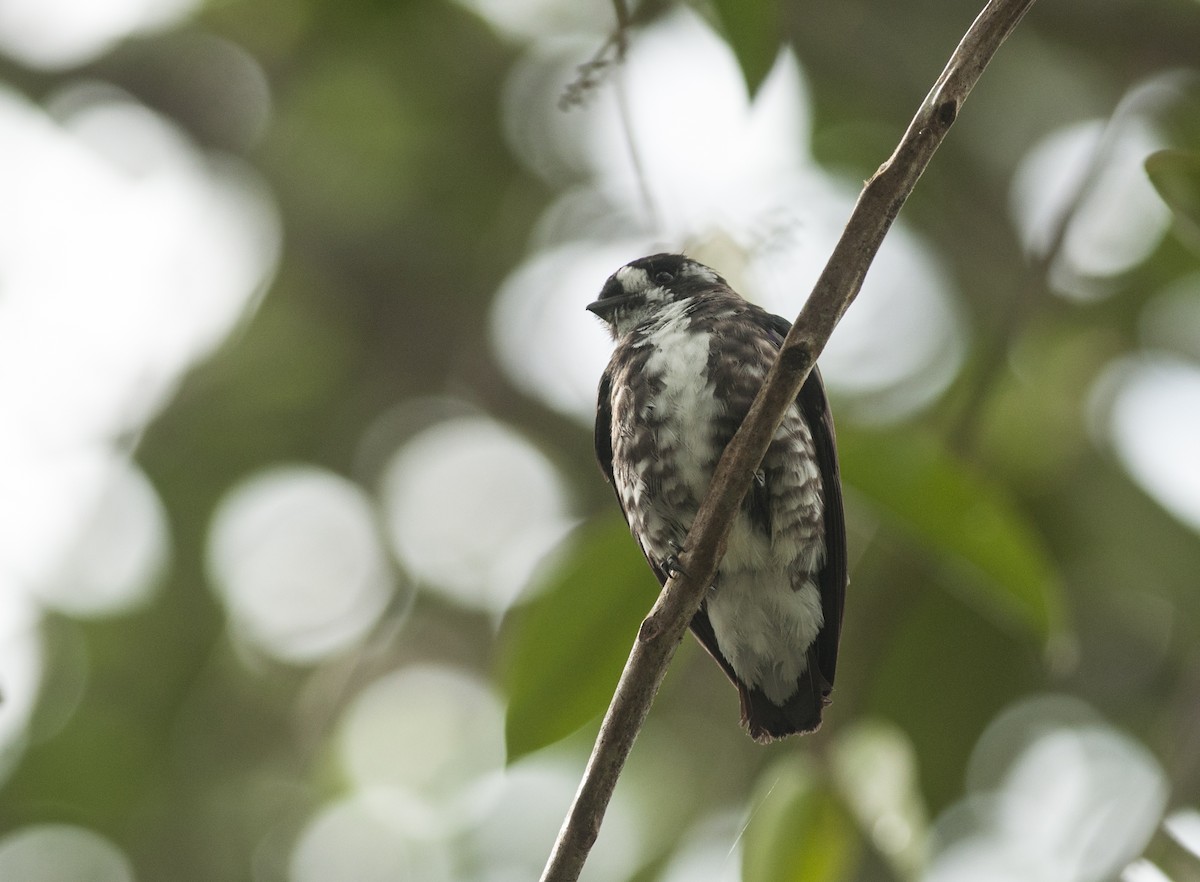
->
654 271 675 285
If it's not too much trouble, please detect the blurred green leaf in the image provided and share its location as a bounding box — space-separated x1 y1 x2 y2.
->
501 514 659 762
743 756 861 882
839 429 1064 640
1146 149 1200 252
861 578 1032 810
712 0 783 96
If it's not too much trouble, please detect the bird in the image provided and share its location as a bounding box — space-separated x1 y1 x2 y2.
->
588 252 847 742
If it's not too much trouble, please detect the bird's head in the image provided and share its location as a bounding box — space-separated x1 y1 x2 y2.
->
587 253 729 339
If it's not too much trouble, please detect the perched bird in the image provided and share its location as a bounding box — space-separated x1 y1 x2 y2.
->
588 253 847 741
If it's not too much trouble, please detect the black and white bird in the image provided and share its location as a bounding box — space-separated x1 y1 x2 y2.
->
588 253 847 742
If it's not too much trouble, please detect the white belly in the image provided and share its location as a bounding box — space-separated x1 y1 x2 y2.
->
706 567 824 704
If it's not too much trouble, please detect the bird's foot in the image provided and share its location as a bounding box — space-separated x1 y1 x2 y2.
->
662 542 688 579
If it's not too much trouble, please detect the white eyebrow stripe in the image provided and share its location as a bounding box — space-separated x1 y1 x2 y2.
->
682 262 718 284
616 266 650 289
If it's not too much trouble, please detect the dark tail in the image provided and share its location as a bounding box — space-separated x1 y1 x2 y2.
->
738 665 832 743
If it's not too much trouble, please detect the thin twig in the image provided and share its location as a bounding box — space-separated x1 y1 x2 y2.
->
559 0 636 110
946 81 1172 453
614 66 660 231
540 1 1039 879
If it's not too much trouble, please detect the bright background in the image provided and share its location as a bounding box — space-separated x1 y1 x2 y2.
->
2 0 1200 880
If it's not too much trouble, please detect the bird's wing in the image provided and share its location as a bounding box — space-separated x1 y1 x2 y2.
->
798 362 847 689
594 366 617 491
595 365 670 585
763 312 847 690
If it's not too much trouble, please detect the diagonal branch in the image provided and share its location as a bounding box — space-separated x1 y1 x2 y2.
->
540 1 1040 879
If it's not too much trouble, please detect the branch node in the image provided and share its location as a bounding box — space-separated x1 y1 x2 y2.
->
637 616 662 643
936 98 959 128
778 340 814 376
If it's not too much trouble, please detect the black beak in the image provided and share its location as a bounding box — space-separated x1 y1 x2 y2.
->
588 274 642 318
586 291 638 318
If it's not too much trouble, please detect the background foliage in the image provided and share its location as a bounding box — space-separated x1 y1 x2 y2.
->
2 0 1200 880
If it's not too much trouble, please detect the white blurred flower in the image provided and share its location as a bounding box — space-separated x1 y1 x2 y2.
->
1092 355 1200 532
925 696 1168 882
0 84 279 620
0 0 199 68
0 592 42 786
1010 117 1170 298
1164 807 1200 860
465 757 642 882
379 415 574 614
207 466 395 663
289 791 454 882
336 665 506 837
0 824 134 882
